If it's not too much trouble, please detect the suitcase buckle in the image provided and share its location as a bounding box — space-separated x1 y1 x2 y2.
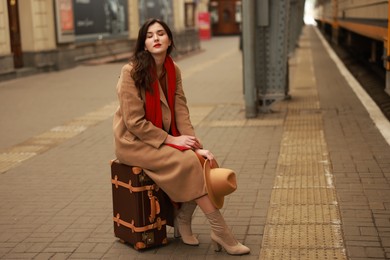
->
142 231 155 245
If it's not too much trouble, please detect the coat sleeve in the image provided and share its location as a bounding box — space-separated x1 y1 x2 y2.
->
116 64 168 148
174 64 196 137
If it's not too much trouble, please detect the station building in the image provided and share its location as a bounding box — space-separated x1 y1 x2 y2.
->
0 0 216 81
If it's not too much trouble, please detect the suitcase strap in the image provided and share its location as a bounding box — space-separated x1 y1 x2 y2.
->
112 175 161 222
112 175 157 193
113 213 166 233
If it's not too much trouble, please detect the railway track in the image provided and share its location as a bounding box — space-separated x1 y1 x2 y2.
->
328 39 390 121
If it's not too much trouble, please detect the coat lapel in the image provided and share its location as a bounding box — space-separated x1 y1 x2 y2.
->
158 82 169 108
158 81 171 132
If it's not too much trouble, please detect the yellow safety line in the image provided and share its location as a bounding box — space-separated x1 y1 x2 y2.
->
259 33 347 259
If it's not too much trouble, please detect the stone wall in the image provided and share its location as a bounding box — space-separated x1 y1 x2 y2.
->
0 28 200 81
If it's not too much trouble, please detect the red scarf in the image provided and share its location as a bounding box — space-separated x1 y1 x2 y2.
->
145 56 188 151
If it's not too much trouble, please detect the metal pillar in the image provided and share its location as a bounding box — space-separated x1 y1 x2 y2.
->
255 0 291 112
242 0 307 115
386 0 390 96
288 0 305 54
242 1 257 118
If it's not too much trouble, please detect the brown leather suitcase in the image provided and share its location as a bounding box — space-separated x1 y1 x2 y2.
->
110 159 174 250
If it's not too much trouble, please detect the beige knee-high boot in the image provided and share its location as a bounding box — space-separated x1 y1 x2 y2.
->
205 210 250 255
174 201 199 246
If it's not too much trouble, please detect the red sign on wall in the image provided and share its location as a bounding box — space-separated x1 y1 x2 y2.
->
54 0 75 43
59 0 74 32
198 12 211 40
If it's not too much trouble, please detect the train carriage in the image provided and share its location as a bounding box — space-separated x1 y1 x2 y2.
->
313 0 390 95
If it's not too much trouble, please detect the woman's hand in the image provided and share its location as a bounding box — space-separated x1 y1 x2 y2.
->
195 149 215 167
165 135 202 150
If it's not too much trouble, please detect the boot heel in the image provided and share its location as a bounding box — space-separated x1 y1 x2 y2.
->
174 218 180 238
212 239 222 252
206 211 251 255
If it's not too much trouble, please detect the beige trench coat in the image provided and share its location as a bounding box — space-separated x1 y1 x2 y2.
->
113 62 207 202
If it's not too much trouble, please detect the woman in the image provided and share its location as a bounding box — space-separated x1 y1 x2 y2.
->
113 18 250 255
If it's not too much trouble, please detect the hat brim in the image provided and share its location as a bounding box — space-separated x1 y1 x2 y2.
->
203 159 224 209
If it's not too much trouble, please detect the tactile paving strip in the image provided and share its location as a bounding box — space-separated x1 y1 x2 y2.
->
270 188 338 205
274 174 328 188
259 41 347 259
266 205 340 224
260 248 347 260
262 224 344 249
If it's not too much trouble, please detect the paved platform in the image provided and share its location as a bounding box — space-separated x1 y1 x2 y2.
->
0 25 389 259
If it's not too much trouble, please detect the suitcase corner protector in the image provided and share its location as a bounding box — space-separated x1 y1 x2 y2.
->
109 159 117 166
134 242 146 250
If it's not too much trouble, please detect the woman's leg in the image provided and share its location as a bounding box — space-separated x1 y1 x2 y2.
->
175 201 199 246
195 195 250 255
194 194 217 214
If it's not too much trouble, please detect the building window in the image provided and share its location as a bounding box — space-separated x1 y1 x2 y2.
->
185 3 195 27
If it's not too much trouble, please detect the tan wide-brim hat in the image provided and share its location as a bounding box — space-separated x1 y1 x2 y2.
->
203 159 237 209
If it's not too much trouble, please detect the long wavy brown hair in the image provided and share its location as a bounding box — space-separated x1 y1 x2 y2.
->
129 18 175 93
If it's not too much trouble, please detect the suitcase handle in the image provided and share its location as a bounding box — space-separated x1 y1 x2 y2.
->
148 191 161 222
